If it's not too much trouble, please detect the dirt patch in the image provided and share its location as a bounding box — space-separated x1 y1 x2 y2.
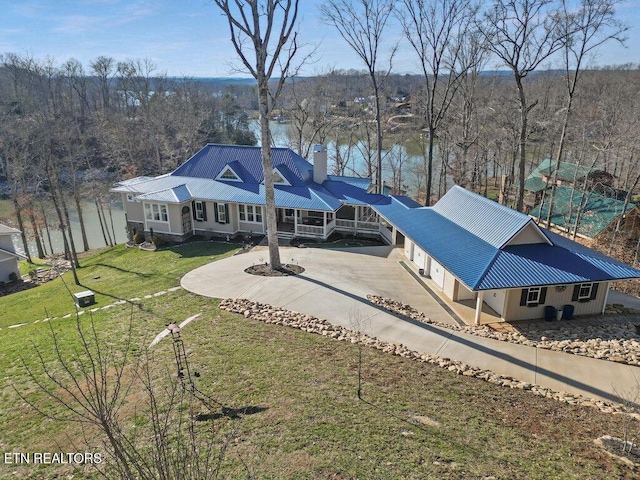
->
244 264 305 276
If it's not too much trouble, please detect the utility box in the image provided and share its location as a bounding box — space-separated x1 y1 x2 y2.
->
74 290 96 308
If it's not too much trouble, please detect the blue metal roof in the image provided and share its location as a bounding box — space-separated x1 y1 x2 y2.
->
432 185 546 248
171 144 313 185
113 144 382 211
136 184 192 203
375 187 640 290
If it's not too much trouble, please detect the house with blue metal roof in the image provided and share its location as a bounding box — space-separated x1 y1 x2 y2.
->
373 186 640 324
112 143 390 243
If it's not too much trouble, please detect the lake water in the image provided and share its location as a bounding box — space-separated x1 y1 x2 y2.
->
15 201 127 257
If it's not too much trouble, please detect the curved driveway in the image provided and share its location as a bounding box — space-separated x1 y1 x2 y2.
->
182 246 640 405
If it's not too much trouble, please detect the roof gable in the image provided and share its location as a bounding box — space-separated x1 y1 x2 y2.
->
0 224 20 235
432 185 548 248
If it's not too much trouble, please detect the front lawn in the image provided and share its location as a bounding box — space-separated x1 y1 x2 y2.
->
0 241 240 328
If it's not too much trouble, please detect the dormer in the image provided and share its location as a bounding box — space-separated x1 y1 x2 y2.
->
272 167 290 186
216 165 242 182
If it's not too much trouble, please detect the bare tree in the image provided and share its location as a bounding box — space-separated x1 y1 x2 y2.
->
321 0 397 194
544 0 628 227
478 0 569 211
17 309 234 479
398 0 479 205
214 0 303 270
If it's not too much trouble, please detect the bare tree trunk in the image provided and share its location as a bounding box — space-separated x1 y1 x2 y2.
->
74 194 90 251
95 198 110 246
10 192 32 263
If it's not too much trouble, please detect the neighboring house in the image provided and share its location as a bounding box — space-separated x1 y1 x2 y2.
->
112 144 391 243
374 186 640 324
529 185 639 239
0 224 25 282
524 158 613 207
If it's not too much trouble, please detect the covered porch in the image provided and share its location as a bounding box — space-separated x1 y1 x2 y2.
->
276 208 336 239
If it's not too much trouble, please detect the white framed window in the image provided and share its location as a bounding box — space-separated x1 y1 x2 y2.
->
144 203 168 222
195 201 205 221
526 287 542 306
217 166 241 181
577 283 593 301
239 204 263 223
217 203 226 223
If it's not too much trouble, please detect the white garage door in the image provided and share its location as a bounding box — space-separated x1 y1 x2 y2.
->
430 258 445 290
412 246 426 270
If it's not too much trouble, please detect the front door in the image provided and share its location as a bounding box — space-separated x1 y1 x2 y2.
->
181 206 192 237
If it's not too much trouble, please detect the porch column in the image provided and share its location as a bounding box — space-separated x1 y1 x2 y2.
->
294 209 299 236
474 291 484 325
323 211 327 237
354 206 358 232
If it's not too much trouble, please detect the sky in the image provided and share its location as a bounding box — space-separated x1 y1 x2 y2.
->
0 0 638 78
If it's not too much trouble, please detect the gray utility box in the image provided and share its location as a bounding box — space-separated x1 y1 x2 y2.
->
74 290 96 308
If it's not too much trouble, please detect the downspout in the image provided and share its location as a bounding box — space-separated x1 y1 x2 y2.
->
601 282 610 315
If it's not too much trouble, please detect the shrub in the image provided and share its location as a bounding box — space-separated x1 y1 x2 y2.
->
28 268 39 280
152 235 166 248
134 232 145 244
8 272 18 282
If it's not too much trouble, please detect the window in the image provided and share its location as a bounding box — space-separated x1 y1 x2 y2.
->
239 204 263 223
272 169 289 185
218 166 240 181
572 282 598 302
144 203 168 222
195 201 205 221
216 203 227 223
526 287 541 305
519 286 547 307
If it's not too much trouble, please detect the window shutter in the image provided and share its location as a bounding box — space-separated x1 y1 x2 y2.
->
589 283 599 301
192 201 196 220
538 287 547 305
572 284 580 302
520 289 528 307
224 204 229 224
202 202 207 221
213 202 218 223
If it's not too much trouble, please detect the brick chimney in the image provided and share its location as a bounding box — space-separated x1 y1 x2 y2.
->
313 144 327 184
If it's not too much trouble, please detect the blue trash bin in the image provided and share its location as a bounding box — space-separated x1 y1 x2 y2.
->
544 306 556 322
562 304 574 320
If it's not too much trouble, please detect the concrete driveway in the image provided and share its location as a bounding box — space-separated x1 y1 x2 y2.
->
182 245 640 404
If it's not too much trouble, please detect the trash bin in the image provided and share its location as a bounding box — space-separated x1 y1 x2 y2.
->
544 306 556 322
556 308 563 321
562 304 574 320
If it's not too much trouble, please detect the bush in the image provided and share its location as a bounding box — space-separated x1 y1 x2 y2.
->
152 235 166 248
8 272 18 282
28 268 39 280
134 232 145 244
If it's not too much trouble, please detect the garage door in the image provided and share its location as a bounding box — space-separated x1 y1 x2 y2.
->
412 246 426 270
430 259 445 290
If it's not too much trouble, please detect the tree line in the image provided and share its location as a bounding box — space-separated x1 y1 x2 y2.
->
0 54 257 270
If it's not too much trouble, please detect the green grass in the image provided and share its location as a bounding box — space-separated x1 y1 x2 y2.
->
0 243 633 479
0 241 240 328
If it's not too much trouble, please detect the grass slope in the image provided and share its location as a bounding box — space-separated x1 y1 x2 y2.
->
0 244 634 479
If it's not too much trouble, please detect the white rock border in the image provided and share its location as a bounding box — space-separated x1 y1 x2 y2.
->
367 295 640 367
219 298 634 416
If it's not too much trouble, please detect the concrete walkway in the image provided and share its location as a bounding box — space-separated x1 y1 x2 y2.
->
181 246 640 404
